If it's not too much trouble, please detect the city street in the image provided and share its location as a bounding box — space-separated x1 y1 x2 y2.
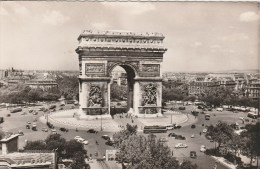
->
0 103 256 169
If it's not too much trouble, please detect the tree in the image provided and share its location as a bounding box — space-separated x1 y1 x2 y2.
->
24 140 46 150
180 160 199 169
240 122 260 167
45 134 66 156
71 151 90 169
206 121 234 150
116 134 179 169
63 140 87 159
113 123 137 147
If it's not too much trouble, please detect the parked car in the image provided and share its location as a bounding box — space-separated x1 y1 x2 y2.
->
216 107 223 112
191 134 195 138
191 124 196 129
74 136 83 140
159 137 168 142
60 127 68 132
175 135 186 140
190 151 197 158
174 125 182 129
87 129 98 133
82 140 89 145
26 124 30 129
18 130 24 136
168 133 177 137
202 129 207 133
179 106 186 110
106 140 116 146
102 135 110 140
175 143 188 148
42 128 48 132
200 145 206 152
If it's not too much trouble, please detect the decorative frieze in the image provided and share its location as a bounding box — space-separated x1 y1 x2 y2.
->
85 63 105 75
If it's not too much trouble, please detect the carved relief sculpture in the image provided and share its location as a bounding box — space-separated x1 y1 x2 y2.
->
88 86 103 107
143 83 157 105
142 64 160 73
85 63 105 74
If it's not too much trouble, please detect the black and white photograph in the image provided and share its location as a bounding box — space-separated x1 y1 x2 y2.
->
0 1 259 169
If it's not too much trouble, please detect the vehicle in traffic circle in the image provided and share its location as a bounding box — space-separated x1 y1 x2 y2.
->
51 129 57 134
60 127 68 132
168 133 177 137
42 128 48 132
174 125 182 129
87 129 98 133
175 143 188 148
205 114 210 120
82 140 89 145
216 107 223 112
175 135 186 140
190 151 197 158
102 135 110 140
10 108 22 113
202 129 207 133
143 125 167 134
191 134 195 138
191 124 196 129
247 112 258 119
159 137 168 142
165 124 175 130
18 130 24 136
200 145 206 152
179 106 185 110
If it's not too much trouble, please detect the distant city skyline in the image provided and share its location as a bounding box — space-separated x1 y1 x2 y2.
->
0 2 259 72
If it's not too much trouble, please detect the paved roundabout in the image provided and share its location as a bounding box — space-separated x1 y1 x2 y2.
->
39 109 190 132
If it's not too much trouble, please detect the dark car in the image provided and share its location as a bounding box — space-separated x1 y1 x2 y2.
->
191 124 196 129
198 105 204 109
106 140 116 146
175 135 186 140
190 151 197 158
168 133 177 137
6 114 11 117
26 124 30 129
87 129 98 133
60 127 68 132
174 125 182 129
102 135 110 140
179 106 186 110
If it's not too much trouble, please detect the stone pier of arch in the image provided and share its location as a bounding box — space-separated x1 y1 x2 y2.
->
75 30 167 120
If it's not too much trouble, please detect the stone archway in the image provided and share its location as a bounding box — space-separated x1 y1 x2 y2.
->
75 30 167 119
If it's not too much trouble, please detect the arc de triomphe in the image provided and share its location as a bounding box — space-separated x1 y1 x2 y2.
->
75 30 167 119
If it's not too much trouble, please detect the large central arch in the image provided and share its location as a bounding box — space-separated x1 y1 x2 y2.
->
75 30 167 119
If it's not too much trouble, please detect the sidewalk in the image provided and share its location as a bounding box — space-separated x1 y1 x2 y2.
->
211 156 237 169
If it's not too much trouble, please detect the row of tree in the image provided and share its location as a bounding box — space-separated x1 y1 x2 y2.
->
206 121 260 168
162 81 259 108
113 124 199 169
0 75 79 104
24 134 89 169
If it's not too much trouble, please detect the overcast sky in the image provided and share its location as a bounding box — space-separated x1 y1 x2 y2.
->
0 2 259 72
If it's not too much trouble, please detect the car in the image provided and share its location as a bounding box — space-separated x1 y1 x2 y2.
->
87 129 98 133
102 135 110 140
202 129 207 133
198 105 204 109
190 151 197 158
38 107 44 111
26 124 30 129
216 107 223 112
59 107 64 110
159 137 168 142
175 135 186 140
191 134 195 138
106 140 116 146
28 109 33 113
32 112 38 115
179 106 186 110
51 129 57 134
60 103 65 107
82 140 89 145
168 133 177 137
42 128 48 132
200 145 206 152
74 136 82 140
6 114 11 117
18 130 24 136
191 124 196 129
175 143 188 148
60 127 68 132
165 124 175 130
174 125 182 129
27 121 31 124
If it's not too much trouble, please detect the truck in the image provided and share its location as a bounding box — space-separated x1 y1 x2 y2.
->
10 107 22 113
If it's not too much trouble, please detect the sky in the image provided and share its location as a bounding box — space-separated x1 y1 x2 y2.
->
0 2 259 72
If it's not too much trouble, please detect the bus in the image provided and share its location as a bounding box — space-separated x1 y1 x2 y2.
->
10 107 22 113
205 114 210 120
143 126 167 134
247 112 258 119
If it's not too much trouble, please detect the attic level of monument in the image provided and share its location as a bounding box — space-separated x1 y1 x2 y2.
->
76 30 167 57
